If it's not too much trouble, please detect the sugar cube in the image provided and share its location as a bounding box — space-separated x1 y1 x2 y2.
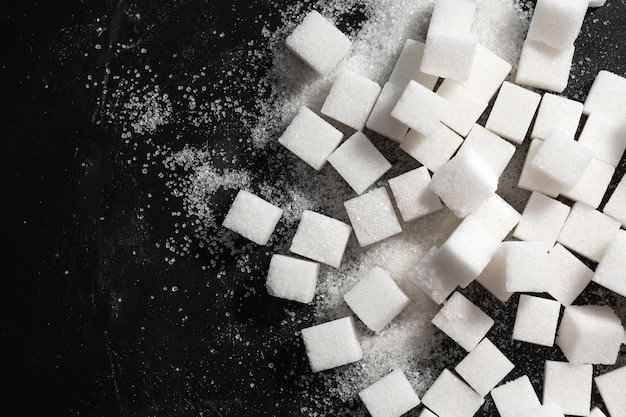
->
388 167 443 223
290 210 352 268
436 80 488 137
471 194 522 241
593 230 626 298
456 124 516 178
547 243 593 306
430 0 477 31
526 0 588 49
531 131 593 188
513 191 571 247
577 113 626 167
266 254 319 303
583 70 626 121
391 80 449 136
460 44 512 102
588 407 608 417
531 93 583 141
278 107 344 170
486 82 541 144
421 369 484 417
222 190 283 245
388 39 438 90
515 39 575 93
594 366 626 417
454 338 514 397
560 158 614 209
358 369 421 417
517 139 564 198
475 245 514 303
543 360 592 416
491 375 541 417
344 187 402 247
321 69 382 130
301 316 363 372
400 123 463 172
421 27 479 81
512 294 561 347
405 246 457 305
502 241 551 293
285 10 351 76
604 174 626 227
366 83 410 142
327 131 392 195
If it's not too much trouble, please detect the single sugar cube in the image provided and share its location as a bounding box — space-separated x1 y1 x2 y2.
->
531 131 593 188
405 246 457 305
543 360 592 416
583 70 626 121
388 167 443 223
290 210 352 268
517 139 564 198
436 79 488 137
502 241 551 293
560 158 614 209
515 39 575 93
301 316 363 372
486 82 541 144
366 83 410 143
327 131 392 195
557 305 624 365
420 27 479 81
532 93 584 141
321 69 382 130
285 10 351 76
456 124 516 178
421 369 484 417
430 0 477 31
604 174 626 227
388 39 438 90
266 254 319 304
557 201 621 262
400 123 463 172
431 291 494 351
344 266 411 332
460 44 512 102
391 80 449 136
344 187 402 247
593 230 626 298
595 366 626 417
513 191 571 247
222 190 283 245
577 113 626 167
512 294 561 347
278 107 344 170
526 0 588 49
475 245 514 303
454 338 514 397
491 375 541 417
547 243 593 306
358 369 421 417
471 193 522 242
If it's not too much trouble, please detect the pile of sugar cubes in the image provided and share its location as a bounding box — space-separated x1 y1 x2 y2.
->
222 0 626 416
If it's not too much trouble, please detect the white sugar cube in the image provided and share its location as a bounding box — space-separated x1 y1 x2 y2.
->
456 124 516 178
388 167 443 223
455 338 514 397
344 266 410 332
327 131 392 195
543 360 592 416
421 369 484 417
222 190 283 245
595 366 626 417
486 82 541 144
491 375 541 417
392 80 449 136
513 191 571 247
531 131 593 188
285 10 351 76
547 243 593 306
431 149 498 218
475 245 513 303
405 246 457 305
400 124 463 172
344 187 402 247
578 113 626 167
471 194 522 241
557 202 621 262
359 369 421 417
584 70 626 121
430 0 477 31
527 0 588 49
321 69 382 130
388 39 438 90
588 407 608 417
436 80 488 137
556 305 624 365
431 292 494 351
290 210 352 268
604 174 626 227
366 83 410 142
515 405 565 417
421 27 479 81
301 316 363 372
560 158 614 209
266 254 319 304
502 241 551 293
518 139 564 198
593 230 626 298
460 44 512 102
512 294 561 347
278 107 344 170
515 39 575 93
532 93 583 141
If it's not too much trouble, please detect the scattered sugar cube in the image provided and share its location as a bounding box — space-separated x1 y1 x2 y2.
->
526 0 588 49
400 123 463 172
222 190 283 245
475 245 513 303
583 70 626 121
344 187 402 247
454 338 514 397
301 316 363 372
560 158 614 209
543 360 592 416
456 124 515 178
556 305 624 365
430 0 477 31
512 294 561 347
290 210 352 268
531 131 593 188
366 83 410 142
603 174 626 227
486 81 541 144
421 369 484 417
344 266 410 332
515 405 565 417
471 194 522 241
358 369 421 417
593 230 626 298
588 407 608 417
578 113 626 167
266 254 319 304
491 375 541 417
436 80 488 137
518 139 563 198
278 107 344 170
532 93 583 141
460 44 512 102
321 69 382 130
513 191 571 247
431 292 494 351
327 131 392 195
431 149 498 218
285 10 351 76
547 243 593 306
421 27 479 81
557 202 621 262
388 167 443 222
515 39 575 93
391 80 449 136
502 241 551 293
405 246 457 305
388 39 438 90
594 366 626 417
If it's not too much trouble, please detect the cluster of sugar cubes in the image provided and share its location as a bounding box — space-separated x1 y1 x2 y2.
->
218 1 626 416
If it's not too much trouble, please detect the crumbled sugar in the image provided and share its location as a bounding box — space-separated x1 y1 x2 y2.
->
486 81 541 144
388 167 443 223
454 338 514 397
421 369 485 417
594 366 626 417
513 191 571 247
421 27 479 82
391 80 449 136
560 158 615 209
222 190 284 245
603 174 626 227
517 139 563 198
400 124 464 172
512 294 561 347
593 230 626 298
387 39 438 90
301 316 363 373
459 44 512 102
515 405 565 417
543 360 592 416
515 39 575 93
266 254 320 303
429 0 477 32
327 131 392 195
491 375 541 417
436 80 488 137
531 94 583 141
358 369 421 417
404 246 457 305
366 83 410 142
526 0 588 49
344 187 402 247
456 124 516 178
577 113 626 167
531 131 593 188
547 243 593 306
583 70 626 121
475 245 513 303
588 407 608 417
290 210 352 268
502 241 551 293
